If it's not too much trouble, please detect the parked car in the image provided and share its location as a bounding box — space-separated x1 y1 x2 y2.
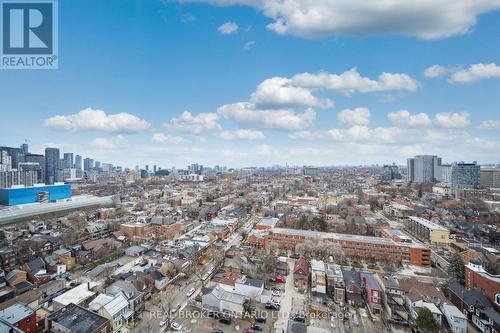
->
275 274 285 283
271 299 281 305
242 329 255 333
250 322 263 331
159 319 168 326
255 315 267 323
171 322 183 331
293 310 306 322
171 304 181 314
265 302 280 310
219 316 232 324
186 287 195 297
211 329 223 333
271 289 281 296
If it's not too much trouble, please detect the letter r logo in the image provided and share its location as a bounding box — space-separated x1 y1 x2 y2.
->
2 2 53 54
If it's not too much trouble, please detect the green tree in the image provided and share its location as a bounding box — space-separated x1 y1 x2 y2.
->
416 307 439 333
448 252 465 284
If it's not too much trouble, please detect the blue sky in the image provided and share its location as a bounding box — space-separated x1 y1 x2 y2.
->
1 0 500 168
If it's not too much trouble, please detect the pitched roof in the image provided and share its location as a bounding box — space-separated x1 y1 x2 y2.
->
293 258 309 275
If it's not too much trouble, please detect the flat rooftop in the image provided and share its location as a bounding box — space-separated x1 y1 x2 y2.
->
50 304 108 333
0 195 116 225
408 216 448 231
271 228 427 249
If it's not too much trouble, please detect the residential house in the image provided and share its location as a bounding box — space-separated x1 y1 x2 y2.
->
0 248 18 272
106 279 144 316
5 270 32 295
360 272 382 314
342 268 364 307
464 260 500 311
310 260 326 296
49 303 110 333
89 292 131 332
399 277 447 320
234 277 264 301
0 302 36 333
449 281 500 333
202 285 245 316
22 258 52 285
293 258 309 292
441 303 467 333
326 264 345 305
52 248 76 270
125 245 147 257
376 275 408 323
412 300 443 326
276 261 289 277
82 238 119 259
52 283 95 311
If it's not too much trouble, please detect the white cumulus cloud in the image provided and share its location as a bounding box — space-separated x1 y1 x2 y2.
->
291 68 419 95
434 112 470 128
165 111 222 134
449 63 500 84
219 129 265 140
218 21 239 34
288 130 324 140
44 107 151 133
217 102 316 130
187 1 500 40
387 110 432 127
479 120 500 129
151 133 188 144
89 135 127 150
423 65 448 78
338 108 371 126
243 40 256 50
250 77 333 109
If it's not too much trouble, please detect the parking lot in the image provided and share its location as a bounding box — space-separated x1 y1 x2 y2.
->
173 305 277 333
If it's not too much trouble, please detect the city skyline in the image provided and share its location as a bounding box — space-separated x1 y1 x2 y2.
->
1 1 500 167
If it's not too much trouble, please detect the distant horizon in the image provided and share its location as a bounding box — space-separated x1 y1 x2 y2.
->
2 140 500 171
1 1 499 169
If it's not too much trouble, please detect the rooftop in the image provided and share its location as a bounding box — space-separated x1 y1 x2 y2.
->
50 303 108 333
0 303 33 324
408 216 448 231
53 283 95 307
271 227 426 248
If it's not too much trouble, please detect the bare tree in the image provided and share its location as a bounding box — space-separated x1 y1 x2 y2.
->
149 291 176 329
257 255 277 281
188 264 209 289
131 312 156 333
267 242 279 256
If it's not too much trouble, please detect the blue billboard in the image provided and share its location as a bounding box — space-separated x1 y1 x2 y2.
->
0 184 71 206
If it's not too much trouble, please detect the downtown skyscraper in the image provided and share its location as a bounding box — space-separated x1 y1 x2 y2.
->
45 147 60 184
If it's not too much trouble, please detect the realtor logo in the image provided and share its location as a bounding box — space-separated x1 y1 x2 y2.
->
1 0 58 69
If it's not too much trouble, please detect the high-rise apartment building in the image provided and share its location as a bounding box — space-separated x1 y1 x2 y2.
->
0 170 38 188
20 143 28 155
0 150 11 172
74 155 82 170
0 146 24 169
45 147 60 184
24 153 45 182
450 162 480 190
381 164 402 180
63 153 74 169
407 155 441 183
480 167 500 188
83 158 94 171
